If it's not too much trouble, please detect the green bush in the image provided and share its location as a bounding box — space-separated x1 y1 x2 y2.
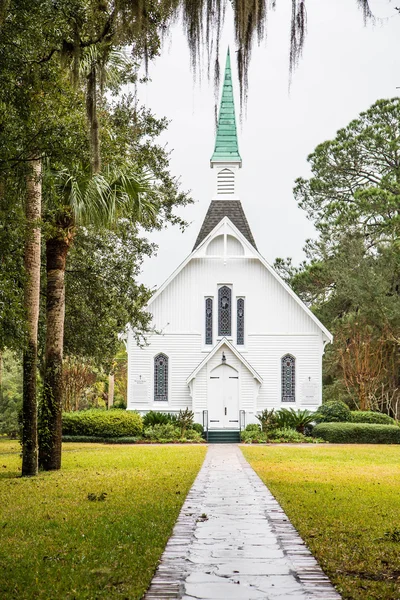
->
312 422 400 444
241 430 268 443
245 423 261 432
350 411 395 425
183 429 204 441
62 435 140 443
314 400 351 423
142 411 176 427
144 424 181 440
191 422 204 434
256 409 278 434
275 408 316 433
269 427 308 442
62 409 143 438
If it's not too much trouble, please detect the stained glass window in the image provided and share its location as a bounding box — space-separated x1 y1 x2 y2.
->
154 353 168 402
237 298 245 345
205 298 213 345
281 354 295 402
218 286 231 336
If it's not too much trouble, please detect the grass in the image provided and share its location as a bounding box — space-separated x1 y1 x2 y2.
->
0 439 206 599
242 445 400 600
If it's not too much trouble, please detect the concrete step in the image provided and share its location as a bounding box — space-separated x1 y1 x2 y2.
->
206 430 241 443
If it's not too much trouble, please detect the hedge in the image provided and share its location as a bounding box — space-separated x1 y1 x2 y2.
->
62 435 141 444
314 401 351 423
62 409 143 438
312 422 400 444
350 411 395 425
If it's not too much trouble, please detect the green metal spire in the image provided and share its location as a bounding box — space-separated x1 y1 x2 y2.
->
211 49 241 164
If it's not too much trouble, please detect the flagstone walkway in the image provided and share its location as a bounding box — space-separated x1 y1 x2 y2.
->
144 444 341 600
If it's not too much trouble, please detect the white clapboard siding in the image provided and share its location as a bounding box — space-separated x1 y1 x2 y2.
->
128 333 202 411
247 335 323 411
150 258 321 337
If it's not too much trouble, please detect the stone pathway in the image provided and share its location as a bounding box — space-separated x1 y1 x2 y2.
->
144 444 341 600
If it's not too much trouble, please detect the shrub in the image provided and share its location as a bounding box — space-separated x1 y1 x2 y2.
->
191 423 204 435
269 427 308 442
144 423 181 440
240 430 268 444
275 408 316 433
176 408 194 436
256 409 278 434
314 400 351 423
183 429 204 442
142 411 175 427
312 422 400 444
62 435 141 443
350 411 395 425
245 423 261 432
62 409 143 438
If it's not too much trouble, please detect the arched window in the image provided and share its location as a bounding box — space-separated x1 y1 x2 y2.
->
281 355 295 402
237 298 245 345
205 298 213 345
218 286 231 336
154 353 168 402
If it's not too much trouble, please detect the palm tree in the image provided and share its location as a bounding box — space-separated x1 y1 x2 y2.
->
39 165 157 470
21 158 42 477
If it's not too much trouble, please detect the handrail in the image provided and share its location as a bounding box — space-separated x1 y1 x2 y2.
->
202 410 209 442
239 410 246 433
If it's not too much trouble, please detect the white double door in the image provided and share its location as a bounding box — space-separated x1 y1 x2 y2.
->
208 363 239 429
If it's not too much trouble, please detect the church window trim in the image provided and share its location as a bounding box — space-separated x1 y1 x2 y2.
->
154 353 169 402
218 285 232 337
281 354 295 403
205 297 213 345
236 297 245 345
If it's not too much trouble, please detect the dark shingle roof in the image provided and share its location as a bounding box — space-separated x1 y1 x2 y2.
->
193 201 257 251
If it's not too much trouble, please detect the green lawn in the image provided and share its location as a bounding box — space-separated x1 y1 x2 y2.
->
0 440 206 599
242 445 400 600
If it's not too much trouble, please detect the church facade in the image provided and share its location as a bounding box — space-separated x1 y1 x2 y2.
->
127 50 332 430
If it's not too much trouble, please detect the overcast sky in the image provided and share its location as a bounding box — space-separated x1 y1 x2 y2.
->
134 0 400 290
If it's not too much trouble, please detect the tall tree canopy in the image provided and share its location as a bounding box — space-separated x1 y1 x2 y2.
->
276 97 400 415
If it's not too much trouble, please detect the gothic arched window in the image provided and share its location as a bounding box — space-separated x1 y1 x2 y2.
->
205 298 213 345
281 354 295 402
237 298 245 345
154 353 168 402
218 286 231 336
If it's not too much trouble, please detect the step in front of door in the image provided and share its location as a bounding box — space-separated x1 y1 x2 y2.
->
206 430 241 444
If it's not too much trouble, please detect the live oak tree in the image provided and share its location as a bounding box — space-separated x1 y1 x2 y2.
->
276 98 400 413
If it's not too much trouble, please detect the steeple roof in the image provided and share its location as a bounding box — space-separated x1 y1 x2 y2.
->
211 49 241 164
193 201 257 250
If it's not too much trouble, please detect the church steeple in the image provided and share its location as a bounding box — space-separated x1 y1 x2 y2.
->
193 48 257 251
211 49 242 200
211 49 242 165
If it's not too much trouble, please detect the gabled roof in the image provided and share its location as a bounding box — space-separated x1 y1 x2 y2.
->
193 200 257 250
148 216 333 343
211 49 241 164
186 338 263 384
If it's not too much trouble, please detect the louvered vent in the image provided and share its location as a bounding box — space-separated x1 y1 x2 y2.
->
217 168 235 195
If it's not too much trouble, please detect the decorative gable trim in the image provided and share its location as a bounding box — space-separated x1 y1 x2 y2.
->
186 337 263 384
147 217 333 343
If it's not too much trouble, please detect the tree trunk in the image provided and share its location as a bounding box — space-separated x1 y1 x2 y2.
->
39 234 70 471
22 158 41 477
86 66 101 174
108 372 114 409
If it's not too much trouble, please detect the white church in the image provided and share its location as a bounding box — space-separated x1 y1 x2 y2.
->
127 50 332 439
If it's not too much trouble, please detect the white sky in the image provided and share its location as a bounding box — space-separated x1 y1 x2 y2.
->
135 0 400 290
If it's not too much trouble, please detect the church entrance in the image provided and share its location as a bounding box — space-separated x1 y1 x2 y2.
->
208 363 239 429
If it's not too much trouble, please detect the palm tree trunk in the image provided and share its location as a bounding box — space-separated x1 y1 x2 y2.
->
39 233 71 471
108 372 114 409
22 158 41 477
86 66 101 174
